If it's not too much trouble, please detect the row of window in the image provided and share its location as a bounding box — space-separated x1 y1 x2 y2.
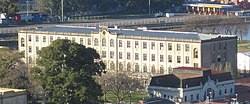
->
114 62 165 73
102 51 198 63
27 36 193 51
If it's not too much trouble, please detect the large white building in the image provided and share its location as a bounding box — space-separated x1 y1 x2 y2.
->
18 26 237 79
148 67 235 103
237 52 250 73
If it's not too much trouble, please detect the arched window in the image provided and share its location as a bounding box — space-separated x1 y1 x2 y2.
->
94 38 98 46
110 61 115 70
102 38 106 46
194 48 198 58
143 65 147 72
119 62 123 71
135 63 139 72
21 38 25 47
110 39 114 47
127 63 131 72
152 65 156 73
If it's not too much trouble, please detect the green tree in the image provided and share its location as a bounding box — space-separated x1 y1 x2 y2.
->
36 39 105 103
0 47 29 89
0 0 18 17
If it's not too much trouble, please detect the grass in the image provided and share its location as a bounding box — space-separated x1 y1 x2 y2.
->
238 40 250 52
104 91 148 103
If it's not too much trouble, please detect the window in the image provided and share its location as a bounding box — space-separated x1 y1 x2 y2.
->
110 61 115 70
127 52 131 59
119 40 122 47
135 41 139 48
135 63 139 72
185 44 189 52
80 38 83 45
191 95 193 101
143 42 147 49
151 65 155 73
219 42 222 50
43 36 46 42
225 89 227 94
151 54 155 61
127 41 131 48
219 90 222 95
168 43 172 51
65 37 68 40
160 55 164 62
197 94 199 100
217 56 221 62
110 51 114 58
143 65 147 72
35 35 39 42
127 63 131 71
151 42 155 49
88 38 91 45
36 46 39 51
177 56 181 63
119 52 122 59
72 37 76 42
143 54 147 61
168 55 172 63
94 38 99 46
224 42 227 49
21 38 25 47
160 66 164 74
177 44 181 51
102 38 106 46
102 51 106 58
50 36 53 42
230 88 233 93
194 63 198 67
57 37 61 39
119 63 123 71
28 35 31 42
194 48 198 58
110 39 114 47
184 96 187 102
160 43 164 50
135 53 139 60
29 46 32 53
185 56 189 64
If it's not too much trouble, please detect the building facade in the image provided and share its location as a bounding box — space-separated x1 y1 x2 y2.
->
237 52 250 73
18 26 237 79
0 88 27 104
148 67 235 103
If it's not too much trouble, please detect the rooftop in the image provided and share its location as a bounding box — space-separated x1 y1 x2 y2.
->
26 26 236 41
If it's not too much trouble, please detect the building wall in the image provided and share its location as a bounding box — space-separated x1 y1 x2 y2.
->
0 91 27 104
201 38 237 72
148 79 235 103
237 53 250 71
18 28 237 78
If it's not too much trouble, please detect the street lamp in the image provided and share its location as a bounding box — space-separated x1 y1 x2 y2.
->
236 94 238 103
61 0 64 22
149 0 151 14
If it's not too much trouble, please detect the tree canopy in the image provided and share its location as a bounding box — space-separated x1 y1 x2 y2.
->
35 0 184 15
0 0 18 17
36 39 105 103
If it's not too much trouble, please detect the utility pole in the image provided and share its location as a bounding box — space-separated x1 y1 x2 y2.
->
149 0 151 14
26 0 29 15
61 0 64 22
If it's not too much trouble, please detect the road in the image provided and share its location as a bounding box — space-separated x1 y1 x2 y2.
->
0 14 228 34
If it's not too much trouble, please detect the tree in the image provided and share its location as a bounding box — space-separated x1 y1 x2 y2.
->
97 73 143 103
0 47 29 89
0 0 18 17
36 39 106 103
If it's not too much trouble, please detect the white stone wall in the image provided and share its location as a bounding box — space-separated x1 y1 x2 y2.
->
237 53 250 71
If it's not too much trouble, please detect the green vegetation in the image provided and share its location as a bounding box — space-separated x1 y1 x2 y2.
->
105 92 148 103
238 40 250 52
33 39 106 103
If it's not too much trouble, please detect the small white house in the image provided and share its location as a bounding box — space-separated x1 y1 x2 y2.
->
148 67 235 103
237 52 250 73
